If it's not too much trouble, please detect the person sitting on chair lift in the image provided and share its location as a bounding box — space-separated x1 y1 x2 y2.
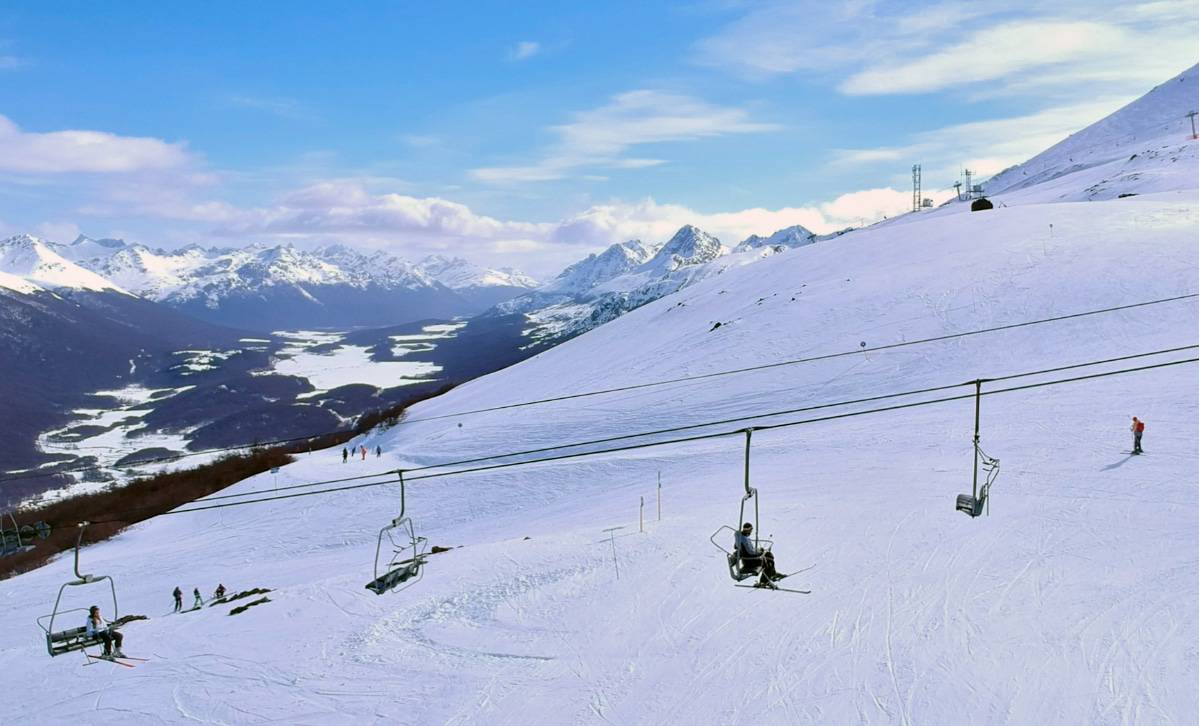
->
86 605 124 658
734 522 783 583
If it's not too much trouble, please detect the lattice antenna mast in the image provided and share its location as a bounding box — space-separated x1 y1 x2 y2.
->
911 164 922 212
963 168 974 200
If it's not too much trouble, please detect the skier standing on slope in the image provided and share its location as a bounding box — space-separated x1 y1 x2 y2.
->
1131 416 1146 454
193 587 203 609
376 445 382 458
342 447 348 463
87 605 125 658
734 522 784 584
360 445 367 461
172 586 183 612
214 583 226 600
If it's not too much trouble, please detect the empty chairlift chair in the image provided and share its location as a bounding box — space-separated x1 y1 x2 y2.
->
366 471 429 595
37 523 119 657
956 380 1000 518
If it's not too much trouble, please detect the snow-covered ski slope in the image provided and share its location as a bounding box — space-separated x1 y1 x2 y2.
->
5 93 1199 725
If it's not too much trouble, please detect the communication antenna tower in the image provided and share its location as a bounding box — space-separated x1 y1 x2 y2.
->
963 169 974 200
911 164 922 212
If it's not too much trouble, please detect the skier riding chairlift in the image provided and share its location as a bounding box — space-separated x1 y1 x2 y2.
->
37 523 121 658
708 429 792 591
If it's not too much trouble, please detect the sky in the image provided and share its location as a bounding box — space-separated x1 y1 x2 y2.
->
0 1 1194 278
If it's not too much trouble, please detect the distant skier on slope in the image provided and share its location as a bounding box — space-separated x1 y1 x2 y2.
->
342 447 348 463
193 587 203 609
214 583 226 600
1131 416 1146 454
734 522 784 584
376 445 382 458
86 605 125 659
360 445 367 461
172 586 183 612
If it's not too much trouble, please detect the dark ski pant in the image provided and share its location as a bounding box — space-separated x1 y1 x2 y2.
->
99 629 123 655
1134 431 1143 453
742 551 779 579
174 597 182 612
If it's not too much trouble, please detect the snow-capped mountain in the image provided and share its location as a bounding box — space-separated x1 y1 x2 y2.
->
541 240 654 296
497 223 814 343
0 235 129 294
985 61 1199 201
415 254 538 309
39 239 536 330
733 224 817 253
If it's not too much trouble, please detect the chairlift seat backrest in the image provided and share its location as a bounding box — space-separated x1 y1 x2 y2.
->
956 493 984 517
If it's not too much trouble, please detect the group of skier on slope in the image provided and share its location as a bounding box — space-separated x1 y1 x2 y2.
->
342 444 382 462
172 583 227 612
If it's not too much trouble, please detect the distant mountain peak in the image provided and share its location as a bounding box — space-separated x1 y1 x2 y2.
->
735 225 817 253
0 234 130 294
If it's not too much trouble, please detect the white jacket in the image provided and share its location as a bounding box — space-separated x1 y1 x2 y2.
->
85 615 108 637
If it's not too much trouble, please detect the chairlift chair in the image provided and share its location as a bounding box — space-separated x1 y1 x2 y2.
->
709 429 774 585
365 471 429 595
956 381 1000 518
957 446 999 518
36 523 119 657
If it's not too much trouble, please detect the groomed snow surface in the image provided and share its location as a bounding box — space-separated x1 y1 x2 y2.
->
3 188 1198 724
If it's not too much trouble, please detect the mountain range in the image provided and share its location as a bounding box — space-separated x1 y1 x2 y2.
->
32 236 538 329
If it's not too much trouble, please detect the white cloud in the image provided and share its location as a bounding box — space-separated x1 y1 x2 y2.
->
227 95 318 121
182 178 925 277
400 134 441 148
831 96 1133 184
0 114 192 174
33 220 81 244
509 41 541 61
841 20 1122 95
697 1 1199 100
471 90 779 182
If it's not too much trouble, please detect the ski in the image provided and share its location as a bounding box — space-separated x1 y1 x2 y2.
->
85 654 136 668
735 583 811 594
776 563 816 579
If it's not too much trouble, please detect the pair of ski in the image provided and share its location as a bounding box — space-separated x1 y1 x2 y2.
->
85 652 147 668
736 563 814 594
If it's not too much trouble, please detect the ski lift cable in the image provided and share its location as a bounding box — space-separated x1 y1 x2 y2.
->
87 352 1199 522
173 339 1199 506
3 290 1196 486
122 341 1199 510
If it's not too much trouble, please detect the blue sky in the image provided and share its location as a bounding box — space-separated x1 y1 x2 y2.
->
0 1 1194 277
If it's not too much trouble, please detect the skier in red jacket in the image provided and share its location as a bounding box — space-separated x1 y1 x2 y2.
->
1131 416 1145 454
